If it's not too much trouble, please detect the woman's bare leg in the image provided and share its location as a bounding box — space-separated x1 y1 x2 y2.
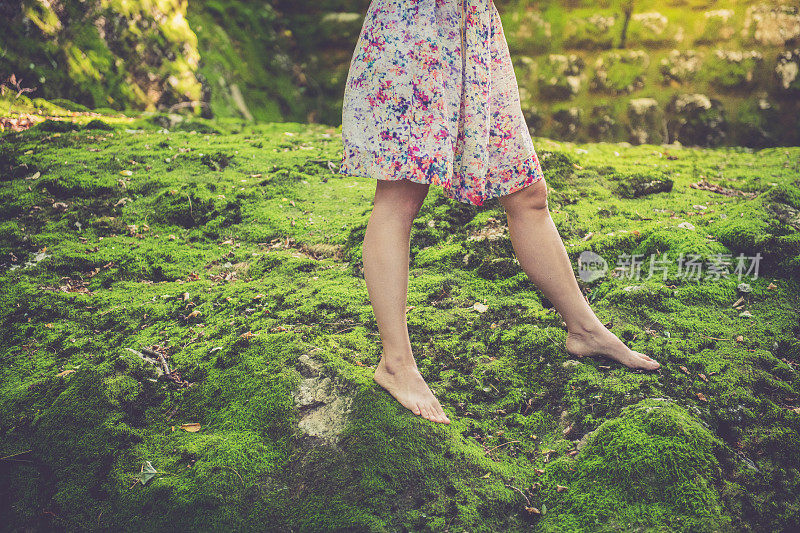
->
499 177 660 370
364 178 450 423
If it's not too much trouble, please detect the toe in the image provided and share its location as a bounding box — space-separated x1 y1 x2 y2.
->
412 402 422 416
434 403 449 423
635 352 660 370
428 407 439 422
420 404 431 420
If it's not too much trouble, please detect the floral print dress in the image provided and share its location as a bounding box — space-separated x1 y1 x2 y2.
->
339 0 545 206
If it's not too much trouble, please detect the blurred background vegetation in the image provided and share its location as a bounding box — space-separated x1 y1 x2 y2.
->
1 0 799 146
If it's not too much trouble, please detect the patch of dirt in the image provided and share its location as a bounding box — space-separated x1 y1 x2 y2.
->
467 217 508 242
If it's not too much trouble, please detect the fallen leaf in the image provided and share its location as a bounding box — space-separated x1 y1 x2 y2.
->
556 485 568 492
186 310 201 319
680 365 690 375
696 393 708 402
481 472 491 478
735 335 744 342
240 331 255 339
137 460 159 485
180 423 201 432
525 507 541 515
699 373 708 382
120 170 133 176
473 302 489 313
534 468 545 475
767 282 777 290
56 369 75 377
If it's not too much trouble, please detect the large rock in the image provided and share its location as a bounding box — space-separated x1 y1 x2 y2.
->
591 50 650 95
536 54 586 100
707 49 765 90
666 93 728 147
659 49 704 85
551 106 583 140
563 13 617 50
741 3 800 46
627 11 684 46
775 48 800 92
293 352 353 443
697 9 737 43
587 104 619 142
537 398 734 532
627 97 665 145
506 8 552 54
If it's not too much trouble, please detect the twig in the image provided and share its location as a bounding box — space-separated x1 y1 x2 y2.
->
165 404 180 421
504 483 532 506
485 440 521 455
219 465 245 486
125 348 164 377
0 449 32 460
700 334 730 341
141 347 171 375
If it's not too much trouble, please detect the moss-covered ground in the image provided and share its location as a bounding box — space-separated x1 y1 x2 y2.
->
1 102 799 531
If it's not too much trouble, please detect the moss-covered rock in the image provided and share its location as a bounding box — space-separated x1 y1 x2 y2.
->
538 399 734 532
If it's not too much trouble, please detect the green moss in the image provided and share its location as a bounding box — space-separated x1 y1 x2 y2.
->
1 111 799 531
538 399 733 532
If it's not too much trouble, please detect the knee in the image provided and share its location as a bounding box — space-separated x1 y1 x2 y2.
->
394 195 427 221
504 177 549 213
373 180 429 221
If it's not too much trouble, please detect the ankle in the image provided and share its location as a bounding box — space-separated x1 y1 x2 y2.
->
567 319 606 337
380 353 418 373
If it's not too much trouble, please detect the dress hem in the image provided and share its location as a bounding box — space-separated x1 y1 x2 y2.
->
338 142 545 207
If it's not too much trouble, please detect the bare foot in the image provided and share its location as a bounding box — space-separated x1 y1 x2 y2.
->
373 356 451 424
566 324 660 371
